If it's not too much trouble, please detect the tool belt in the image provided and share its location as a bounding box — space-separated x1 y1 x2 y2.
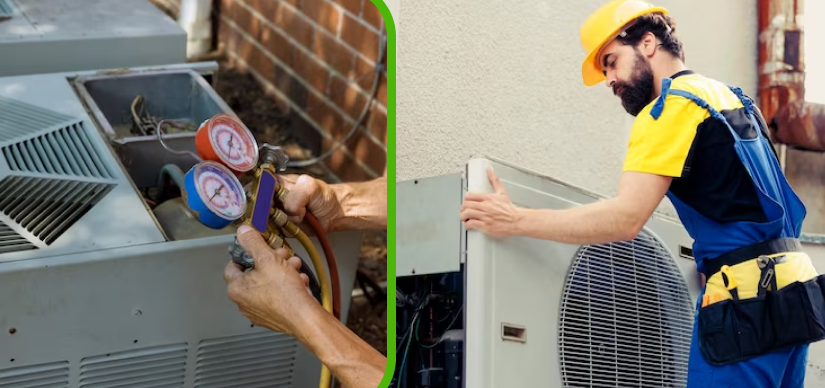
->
697 238 825 365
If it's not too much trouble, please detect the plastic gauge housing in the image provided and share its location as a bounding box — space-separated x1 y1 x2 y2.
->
182 161 247 229
195 114 259 175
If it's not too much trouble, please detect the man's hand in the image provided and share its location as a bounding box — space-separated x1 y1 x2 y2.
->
223 225 317 337
277 174 344 232
460 166 522 238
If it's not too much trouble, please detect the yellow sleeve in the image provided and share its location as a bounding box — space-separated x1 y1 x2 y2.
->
622 94 705 178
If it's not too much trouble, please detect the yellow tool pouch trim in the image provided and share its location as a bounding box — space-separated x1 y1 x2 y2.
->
697 252 825 365
704 252 819 302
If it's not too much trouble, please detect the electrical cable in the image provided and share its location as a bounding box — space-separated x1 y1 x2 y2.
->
304 211 342 321
394 290 429 383
287 20 387 170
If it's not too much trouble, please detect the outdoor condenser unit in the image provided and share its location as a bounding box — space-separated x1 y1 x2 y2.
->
397 157 702 387
0 63 363 386
0 0 186 78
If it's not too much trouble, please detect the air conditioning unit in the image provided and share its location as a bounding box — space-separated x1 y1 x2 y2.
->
0 63 362 386
0 0 186 77
396 157 702 388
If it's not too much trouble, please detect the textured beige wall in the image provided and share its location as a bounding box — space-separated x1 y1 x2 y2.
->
396 0 758 206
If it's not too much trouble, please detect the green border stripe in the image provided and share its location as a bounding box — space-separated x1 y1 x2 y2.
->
372 0 396 387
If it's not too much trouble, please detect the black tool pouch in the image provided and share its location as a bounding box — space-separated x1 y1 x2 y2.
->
697 274 825 365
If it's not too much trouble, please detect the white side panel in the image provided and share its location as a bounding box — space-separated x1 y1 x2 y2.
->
464 157 697 388
396 174 463 277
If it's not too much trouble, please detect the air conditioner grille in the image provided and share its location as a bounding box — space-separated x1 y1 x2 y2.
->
0 360 70 388
195 331 298 388
79 343 187 388
559 230 694 388
0 96 74 144
2 121 114 179
0 176 115 245
0 221 36 254
0 0 13 21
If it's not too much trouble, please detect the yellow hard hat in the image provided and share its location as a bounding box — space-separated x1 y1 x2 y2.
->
579 0 669 86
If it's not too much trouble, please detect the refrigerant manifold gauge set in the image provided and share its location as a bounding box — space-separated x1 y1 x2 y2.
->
157 113 341 388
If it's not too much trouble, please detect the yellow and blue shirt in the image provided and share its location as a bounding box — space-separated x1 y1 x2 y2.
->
623 70 777 225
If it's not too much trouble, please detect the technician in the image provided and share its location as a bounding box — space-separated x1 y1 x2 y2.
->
459 1 825 387
223 170 388 388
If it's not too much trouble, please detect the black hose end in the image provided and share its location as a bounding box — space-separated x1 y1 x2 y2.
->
297 255 323 305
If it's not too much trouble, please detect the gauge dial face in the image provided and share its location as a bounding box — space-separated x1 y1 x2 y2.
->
194 162 246 220
208 115 258 171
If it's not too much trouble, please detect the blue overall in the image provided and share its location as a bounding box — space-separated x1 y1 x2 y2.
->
650 78 809 387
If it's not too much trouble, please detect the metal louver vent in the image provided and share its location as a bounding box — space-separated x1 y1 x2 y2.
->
79 343 187 388
0 176 115 245
0 0 15 20
195 332 298 387
0 360 70 388
0 96 74 143
559 230 693 388
0 221 36 254
2 121 114 179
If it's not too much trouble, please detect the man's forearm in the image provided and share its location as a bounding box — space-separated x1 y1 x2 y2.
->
292 305 386 388
514 199 642 244
329 176 387 232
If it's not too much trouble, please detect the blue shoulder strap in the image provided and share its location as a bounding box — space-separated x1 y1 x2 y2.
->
649 77 744 141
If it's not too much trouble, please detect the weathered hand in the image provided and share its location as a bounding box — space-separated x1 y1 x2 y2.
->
277 174 344 232
459 166 521 238
223 225 316 337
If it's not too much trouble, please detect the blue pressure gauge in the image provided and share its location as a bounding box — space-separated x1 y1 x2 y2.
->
182 161 247 229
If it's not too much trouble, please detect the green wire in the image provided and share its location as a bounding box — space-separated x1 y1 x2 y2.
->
415 318 441 348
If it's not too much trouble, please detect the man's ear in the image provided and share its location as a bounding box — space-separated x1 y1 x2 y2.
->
640 32 657 57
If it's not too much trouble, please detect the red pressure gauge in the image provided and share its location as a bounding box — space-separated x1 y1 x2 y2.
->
195 114 259 175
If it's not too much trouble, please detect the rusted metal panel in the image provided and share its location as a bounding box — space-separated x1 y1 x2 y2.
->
770 100 825 152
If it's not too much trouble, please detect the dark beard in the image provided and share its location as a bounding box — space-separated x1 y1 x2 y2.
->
613 51 655 116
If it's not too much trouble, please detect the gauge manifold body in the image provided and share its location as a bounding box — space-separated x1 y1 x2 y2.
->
195 114 259 175
182 161 247 229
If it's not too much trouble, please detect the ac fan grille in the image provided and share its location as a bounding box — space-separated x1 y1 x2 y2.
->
0 176 114 245
195 331 298 388
0 361 70 388
79 343 187 388
0 0 13 19
0 96 74 143
2 121 114 179
0 221 36 254
559 230 693 388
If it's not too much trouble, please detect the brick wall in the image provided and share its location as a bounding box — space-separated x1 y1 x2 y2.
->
152 0 388 182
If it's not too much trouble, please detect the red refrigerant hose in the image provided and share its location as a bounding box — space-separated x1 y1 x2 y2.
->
305 211 342 321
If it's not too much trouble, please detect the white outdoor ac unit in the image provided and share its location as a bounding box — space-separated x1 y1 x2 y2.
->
397 157 702 388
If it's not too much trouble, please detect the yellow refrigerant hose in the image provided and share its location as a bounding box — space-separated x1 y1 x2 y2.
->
286 220 333 388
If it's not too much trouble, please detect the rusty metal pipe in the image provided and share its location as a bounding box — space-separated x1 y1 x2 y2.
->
757 0 805 129
769 100 825 151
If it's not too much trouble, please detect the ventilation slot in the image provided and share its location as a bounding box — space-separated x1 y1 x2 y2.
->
0 221 36 254
0 176 115 245
195 332 298 388
559 230 694 388
79 343 187 388
0 96 74 143
0 360 70 388
0 0 14 21
2 121 114 179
